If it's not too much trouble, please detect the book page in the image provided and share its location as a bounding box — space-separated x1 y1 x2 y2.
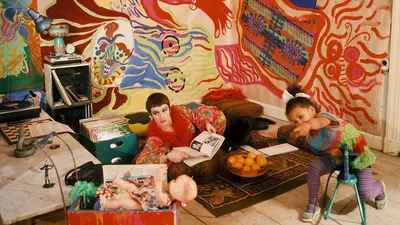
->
258 143 299 156
183 156 211 167
173 146 208 158
180 131 225 167
191 131 225 157
29 122 74 138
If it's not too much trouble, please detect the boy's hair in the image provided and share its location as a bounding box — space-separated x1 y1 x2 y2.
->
146 93 170 114
285 84 319 115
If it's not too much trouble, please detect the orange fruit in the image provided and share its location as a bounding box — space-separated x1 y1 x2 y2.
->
251 164 261 172
247 152 257 159
233 162 244 170
236 156 245 164
244 157 255 166
256 155 268 167
228 156 237 165
242 165 251 173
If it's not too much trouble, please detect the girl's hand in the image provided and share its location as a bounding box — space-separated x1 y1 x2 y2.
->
167 150 189 163
206 123 216 133
326 148 343 157
293 122 312 137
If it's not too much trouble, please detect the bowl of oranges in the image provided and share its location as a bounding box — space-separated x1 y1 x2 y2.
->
226 152 268 178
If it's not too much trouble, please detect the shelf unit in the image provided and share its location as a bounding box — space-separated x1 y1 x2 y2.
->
43 63 92 132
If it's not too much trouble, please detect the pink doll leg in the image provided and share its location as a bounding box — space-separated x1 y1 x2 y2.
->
102 196 142 210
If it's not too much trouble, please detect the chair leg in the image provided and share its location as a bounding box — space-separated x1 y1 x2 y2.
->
324 182 341 220
322 171 335 219
353 184 367 225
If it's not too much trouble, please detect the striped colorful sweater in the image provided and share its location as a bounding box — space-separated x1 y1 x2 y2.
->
308 112 376 169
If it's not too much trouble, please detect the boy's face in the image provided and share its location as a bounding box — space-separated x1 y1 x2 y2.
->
150 104 172 128
287 105 316 125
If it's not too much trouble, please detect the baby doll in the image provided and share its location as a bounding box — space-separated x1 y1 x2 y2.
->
99 165 197 211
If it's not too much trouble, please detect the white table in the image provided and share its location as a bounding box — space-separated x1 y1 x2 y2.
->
0 111 100 224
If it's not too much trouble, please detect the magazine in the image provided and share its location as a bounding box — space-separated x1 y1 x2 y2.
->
29 121 75 138
174 131 225 167
241 141 299 156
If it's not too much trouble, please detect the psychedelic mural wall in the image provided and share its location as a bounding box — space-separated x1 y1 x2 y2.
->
39 0 233 116
36 0 391 135
0 0 43 95
230 0 391 135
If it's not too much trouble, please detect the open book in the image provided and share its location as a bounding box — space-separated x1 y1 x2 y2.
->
174 131 225 167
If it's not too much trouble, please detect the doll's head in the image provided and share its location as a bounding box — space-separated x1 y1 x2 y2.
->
284 85 319 125
168 174 197 206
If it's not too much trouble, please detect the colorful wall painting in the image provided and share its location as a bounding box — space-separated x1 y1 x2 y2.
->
35 0 391 135
231 0 391 135
39 0 231 116
0 0 43 95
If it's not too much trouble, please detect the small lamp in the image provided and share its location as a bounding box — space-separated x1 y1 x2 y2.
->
27 8 53 33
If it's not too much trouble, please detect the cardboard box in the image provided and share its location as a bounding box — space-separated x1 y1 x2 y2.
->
68 197 178 225
79 132 138 164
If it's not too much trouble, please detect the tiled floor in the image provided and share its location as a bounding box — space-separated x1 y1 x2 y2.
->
11 124 400 225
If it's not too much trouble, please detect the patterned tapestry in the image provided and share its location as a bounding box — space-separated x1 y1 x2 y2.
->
231 0 391 135
36 0 391 135
0 0 43 95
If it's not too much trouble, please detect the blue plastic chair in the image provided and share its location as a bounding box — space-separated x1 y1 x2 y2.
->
322 144 367 225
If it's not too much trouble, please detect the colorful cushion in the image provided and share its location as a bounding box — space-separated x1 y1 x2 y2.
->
124 112 151 138
277 124 311 151
203 99 264 118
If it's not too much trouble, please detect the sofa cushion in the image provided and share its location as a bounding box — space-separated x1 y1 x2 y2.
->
203 99 264 118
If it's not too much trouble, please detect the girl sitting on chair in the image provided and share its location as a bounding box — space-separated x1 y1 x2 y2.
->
283 84 387 222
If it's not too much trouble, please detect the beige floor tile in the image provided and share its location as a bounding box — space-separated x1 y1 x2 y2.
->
195 215 242 225
178 212 206 225
229 207 279 225
183 200 216 218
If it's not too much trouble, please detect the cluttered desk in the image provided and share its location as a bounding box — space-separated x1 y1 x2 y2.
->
0 111 100 225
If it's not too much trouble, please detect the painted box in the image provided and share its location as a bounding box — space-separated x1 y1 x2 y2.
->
68 197 178 225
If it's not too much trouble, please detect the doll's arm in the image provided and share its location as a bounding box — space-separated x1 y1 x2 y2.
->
154 165 170 207
113 171 138 192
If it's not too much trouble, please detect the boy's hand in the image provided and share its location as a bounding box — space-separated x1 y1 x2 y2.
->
206 123 216 133
167 150 189 163
326 148 343 157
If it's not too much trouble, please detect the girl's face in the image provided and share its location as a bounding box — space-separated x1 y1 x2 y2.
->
287 105 316 125
150 104 172 128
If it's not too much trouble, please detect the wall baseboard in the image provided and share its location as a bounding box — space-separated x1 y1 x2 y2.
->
249 99 384 151
383 138 400 156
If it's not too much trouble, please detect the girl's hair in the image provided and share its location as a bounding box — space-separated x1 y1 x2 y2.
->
146 93 170 114
285 85 319 115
